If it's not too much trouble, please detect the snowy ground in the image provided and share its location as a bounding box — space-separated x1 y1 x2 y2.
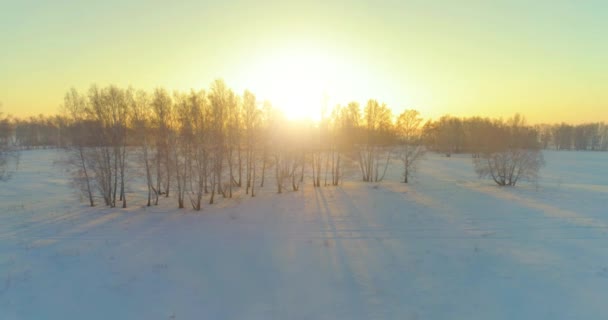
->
1 149 608 319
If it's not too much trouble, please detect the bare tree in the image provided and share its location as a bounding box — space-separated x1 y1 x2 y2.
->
0 103 19 183
258 101 273 189
225 89 239 198
61 86 131 207
173 92 190 209
270 111 303 193
552 123 573 150
151 88 174 199
422 116 465 156
186 89 209 210
359 99 393 182
208 79 232 203
242 90 260 196
130 90 158 206
86 85 130 208
473 115 544 186
310 122 323 187
396 110 425 183
61 90 95 206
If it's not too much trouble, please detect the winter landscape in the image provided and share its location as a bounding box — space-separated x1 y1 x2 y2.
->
2 1 608 319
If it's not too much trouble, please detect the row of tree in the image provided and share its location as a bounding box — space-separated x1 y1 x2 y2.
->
0 82 569 207
0 114 68 148
422 115 608 155
536 123 608 151
2 112 606 154
49 81 428 210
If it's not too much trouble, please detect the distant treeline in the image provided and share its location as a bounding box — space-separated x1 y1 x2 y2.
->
1 107 606 153
536 123 608 151
421 116 608 154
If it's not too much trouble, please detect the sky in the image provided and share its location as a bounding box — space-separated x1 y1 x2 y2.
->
0 0 606 123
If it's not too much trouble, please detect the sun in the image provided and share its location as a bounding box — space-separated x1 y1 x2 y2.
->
243 47 340 121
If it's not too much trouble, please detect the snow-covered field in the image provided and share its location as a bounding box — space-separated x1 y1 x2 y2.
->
1 149 608 319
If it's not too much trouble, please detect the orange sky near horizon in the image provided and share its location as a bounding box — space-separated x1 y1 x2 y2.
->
1 1 606 124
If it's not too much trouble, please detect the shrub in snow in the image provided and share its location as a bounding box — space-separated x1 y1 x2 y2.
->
473 114 545 187
474 148 544 186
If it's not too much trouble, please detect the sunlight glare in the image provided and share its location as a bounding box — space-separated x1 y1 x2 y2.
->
246 48 339 121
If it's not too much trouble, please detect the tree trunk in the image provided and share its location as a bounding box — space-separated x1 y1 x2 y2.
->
260 150 266 187
251 153 256 197
79 148 95 207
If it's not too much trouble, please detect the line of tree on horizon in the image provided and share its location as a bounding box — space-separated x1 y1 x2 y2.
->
0 80 593 209
2 106 607 153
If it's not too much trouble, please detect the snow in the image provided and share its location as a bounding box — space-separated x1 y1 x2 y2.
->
1 149 608 319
